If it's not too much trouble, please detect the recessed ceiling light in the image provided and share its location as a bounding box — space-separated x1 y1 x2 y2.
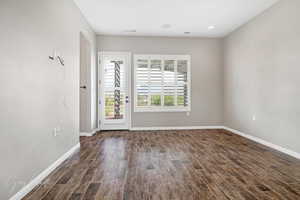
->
184 32 191 34
161 24 171 29
208 26 215 30
124 29 137 33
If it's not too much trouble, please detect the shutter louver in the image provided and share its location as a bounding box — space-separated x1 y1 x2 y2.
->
135 55 190 112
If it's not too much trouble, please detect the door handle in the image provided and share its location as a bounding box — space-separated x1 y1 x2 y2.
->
80 86 87 89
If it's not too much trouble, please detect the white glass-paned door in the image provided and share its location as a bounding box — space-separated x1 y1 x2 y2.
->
99 52 131 130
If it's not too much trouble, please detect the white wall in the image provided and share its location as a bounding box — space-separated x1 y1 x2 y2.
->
224 0 300 153
97 35 224 128
0 0 96 199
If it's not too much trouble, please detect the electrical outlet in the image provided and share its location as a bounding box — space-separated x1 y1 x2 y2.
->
186 112 190 116
252 115 256 121
53 128 57 137
53 127 61 137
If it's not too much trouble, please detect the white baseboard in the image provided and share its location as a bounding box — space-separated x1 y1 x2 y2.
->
130 126 223 131
223 126 300 159
80 132 94 137
8 126 299 200
131 126 300 159
80 128 100 137
9 143 80 200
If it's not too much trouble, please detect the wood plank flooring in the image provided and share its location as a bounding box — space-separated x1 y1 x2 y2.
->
23 129 300 200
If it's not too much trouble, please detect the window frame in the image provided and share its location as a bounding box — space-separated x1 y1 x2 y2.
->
134 54 191 112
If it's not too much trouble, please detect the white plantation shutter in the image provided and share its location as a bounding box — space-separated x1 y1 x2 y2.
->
136 59 149 106
177 60 188 106
134 55 191 112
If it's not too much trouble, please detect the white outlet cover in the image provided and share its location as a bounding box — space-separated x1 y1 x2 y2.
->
53 128 57 136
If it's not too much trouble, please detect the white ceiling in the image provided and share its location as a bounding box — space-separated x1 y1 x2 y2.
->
74 0 279 38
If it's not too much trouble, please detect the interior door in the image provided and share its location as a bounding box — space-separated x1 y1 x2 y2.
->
99 52 131 130
80 33 91 133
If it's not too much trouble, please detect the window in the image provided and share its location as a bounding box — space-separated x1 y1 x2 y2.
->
134 55 191 112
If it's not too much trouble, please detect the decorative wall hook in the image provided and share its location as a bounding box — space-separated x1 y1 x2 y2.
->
57 56 65 66
49 52 65 66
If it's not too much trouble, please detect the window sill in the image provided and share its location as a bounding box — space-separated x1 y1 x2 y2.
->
134 107 191 113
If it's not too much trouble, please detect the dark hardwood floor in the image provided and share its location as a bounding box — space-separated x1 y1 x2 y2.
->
23 129 300 200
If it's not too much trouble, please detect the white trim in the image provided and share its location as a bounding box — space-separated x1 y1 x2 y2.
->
8 126 299 200
80 128 100 137
80 132 94 137
133 107 190 113
130 126 300 159
130 126 223 131
98 51 132 130
9 143 80 200
223 126 300 159
128 53 132 130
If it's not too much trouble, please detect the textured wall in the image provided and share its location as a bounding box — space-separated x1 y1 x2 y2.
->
224 0 300 153
97 35 224 127
0 0 96 199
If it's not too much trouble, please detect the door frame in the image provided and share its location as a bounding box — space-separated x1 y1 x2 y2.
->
98 51 132 130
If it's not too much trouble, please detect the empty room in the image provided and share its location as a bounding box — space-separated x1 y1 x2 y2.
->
1 0 300 199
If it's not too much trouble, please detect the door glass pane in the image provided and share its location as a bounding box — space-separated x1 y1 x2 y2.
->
103 59 125 120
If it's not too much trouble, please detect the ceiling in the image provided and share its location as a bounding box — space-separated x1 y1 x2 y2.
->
74 0 279 38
